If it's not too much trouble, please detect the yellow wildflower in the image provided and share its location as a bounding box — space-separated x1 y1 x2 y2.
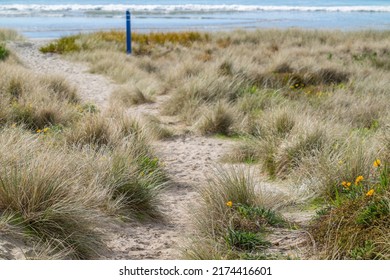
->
342 181 351 189
36 129 42 133
366 189 375 197
226 201 233 208
355 175 364 185
373 159 381 168
43 127 49 133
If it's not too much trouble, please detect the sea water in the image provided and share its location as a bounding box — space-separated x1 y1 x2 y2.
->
0 0 389 38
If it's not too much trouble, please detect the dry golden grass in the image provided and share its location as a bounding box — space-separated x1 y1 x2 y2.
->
0 32 168 258
38 29 390 259
184 167 287 260
3 28 389 259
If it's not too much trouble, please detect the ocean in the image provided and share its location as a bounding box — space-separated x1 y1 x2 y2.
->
0 0 390 38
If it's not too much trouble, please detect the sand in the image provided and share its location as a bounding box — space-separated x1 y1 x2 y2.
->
1 40 314 260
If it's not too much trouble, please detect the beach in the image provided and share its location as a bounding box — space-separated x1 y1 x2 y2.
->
1 28 389 260
0 0 390 262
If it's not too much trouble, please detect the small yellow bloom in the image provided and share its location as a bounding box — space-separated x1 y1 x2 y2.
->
366 189 375 197
355 175 364 185
342 181 351 189
226 201 233 207
373 159 381 168
43 127 49 133
36 129 42 133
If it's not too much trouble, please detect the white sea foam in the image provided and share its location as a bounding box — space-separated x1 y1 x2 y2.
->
1 4 390 16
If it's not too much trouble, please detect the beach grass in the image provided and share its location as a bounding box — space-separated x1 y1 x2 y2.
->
0 29 168 258
184 167 287 260
2 28 390 259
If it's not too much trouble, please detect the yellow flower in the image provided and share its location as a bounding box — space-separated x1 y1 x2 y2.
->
342 181 351 189
366 189 375 197
355 175 364 185
36 129 42 133
373 159 381 168
43 127 49 133
226 201 233 208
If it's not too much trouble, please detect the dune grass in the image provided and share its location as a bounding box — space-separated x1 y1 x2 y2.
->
4 28 390 259
38 29 390 259
184 167 287 260
0 30 168 259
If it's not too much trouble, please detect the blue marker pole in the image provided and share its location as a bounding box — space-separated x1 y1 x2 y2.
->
126 10 132 54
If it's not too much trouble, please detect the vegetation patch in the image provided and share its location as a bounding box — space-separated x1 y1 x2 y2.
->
185 167 287 259
311 161 390 259
0 44 9 61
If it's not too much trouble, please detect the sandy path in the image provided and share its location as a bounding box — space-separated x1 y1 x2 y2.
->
7 41 313 260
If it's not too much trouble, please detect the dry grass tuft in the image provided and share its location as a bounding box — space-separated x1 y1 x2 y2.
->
110 85 153 107
185 167 286 259
197 102 237 136
0 33 168 258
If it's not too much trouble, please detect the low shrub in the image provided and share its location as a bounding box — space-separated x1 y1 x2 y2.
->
0 44 9 61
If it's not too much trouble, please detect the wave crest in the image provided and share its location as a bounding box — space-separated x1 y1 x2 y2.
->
1 4 390 16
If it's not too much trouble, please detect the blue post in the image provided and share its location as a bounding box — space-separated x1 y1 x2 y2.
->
126 10 132 54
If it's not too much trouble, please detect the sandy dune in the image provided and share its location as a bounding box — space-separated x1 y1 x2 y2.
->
2 41 313 260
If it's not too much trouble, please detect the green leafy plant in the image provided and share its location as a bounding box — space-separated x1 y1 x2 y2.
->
225 228 270 251
0 44 9 60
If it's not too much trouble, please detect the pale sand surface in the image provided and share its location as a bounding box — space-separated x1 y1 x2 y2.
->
0 40 314 259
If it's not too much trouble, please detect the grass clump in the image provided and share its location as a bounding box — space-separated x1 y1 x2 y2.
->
0 130 103 259
110 86 153 107
185 167 286 259
197 102 237 136
65 113 112 147
310 161 390 259
0 64 80 130
40 35 82 54
0 29 22 41
108 146 166 220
